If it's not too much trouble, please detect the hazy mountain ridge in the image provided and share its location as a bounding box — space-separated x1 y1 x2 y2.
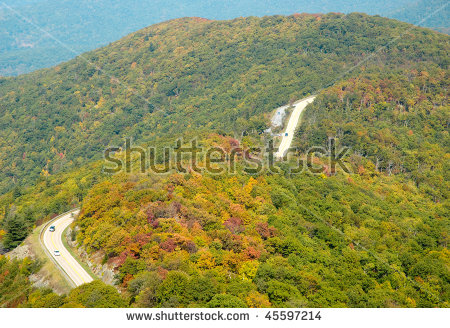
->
0 0 446 75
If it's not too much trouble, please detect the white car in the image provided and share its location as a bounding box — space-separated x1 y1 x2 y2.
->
53 250 61 256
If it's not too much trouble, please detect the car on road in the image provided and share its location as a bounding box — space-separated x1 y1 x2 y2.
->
285 132 288 136
53 250 60 256
49 225 55 232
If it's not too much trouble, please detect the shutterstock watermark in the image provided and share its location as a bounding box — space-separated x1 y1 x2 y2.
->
103 138 351 176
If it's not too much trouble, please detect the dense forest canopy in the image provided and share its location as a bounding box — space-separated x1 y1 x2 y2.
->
297 68 449 202
0 13 448 195
0 13 448 308
71 166 448 307
1 0 447 75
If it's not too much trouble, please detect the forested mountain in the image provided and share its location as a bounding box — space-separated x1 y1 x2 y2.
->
0 13 448 195
0 0 446 76
0 13 448 308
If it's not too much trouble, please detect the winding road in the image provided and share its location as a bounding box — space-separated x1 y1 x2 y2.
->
42 210 93 287
275 95 316 158
40 96 316 287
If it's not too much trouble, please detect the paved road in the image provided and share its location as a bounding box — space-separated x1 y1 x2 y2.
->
40 97 315 286
42 210 93 287
275 95 316 158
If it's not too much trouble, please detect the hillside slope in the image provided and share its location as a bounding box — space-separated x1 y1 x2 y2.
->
0 13 448 195
2 0 438 76
0 13 448 308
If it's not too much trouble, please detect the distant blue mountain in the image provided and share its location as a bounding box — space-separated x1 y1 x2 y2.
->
0 0 447 75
